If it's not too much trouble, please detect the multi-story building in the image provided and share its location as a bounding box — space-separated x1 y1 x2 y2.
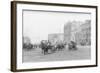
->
76 20 91 45
64 20 91 45
64 22 72 44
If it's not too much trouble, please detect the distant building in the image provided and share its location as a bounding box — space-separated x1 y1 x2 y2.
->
64 22 72 44
70 21 83 41
64 21 82 44
75 20 91 45
64 20 91 45
48 33 64 44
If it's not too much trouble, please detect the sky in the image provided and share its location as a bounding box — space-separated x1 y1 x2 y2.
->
23 10 91 44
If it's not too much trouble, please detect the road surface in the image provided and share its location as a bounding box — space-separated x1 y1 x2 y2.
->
22 46 91 63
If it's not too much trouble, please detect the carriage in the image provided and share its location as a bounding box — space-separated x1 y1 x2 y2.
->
40 40 66 55
68 41 77 50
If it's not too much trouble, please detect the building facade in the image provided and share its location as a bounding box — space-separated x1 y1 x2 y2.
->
75 20 91 45
64 20 91 45
64 22 72 44
48 33 64 45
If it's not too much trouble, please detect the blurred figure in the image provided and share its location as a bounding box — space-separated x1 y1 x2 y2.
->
68 41 77 50
23 36 33 50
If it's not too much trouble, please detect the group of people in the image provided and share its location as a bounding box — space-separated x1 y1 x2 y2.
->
40 40 66 55
23 40 77 55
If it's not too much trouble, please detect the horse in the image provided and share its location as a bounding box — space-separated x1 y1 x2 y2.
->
40 40 53 55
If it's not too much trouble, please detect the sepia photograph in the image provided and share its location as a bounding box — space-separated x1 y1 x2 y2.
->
11 1 97 72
